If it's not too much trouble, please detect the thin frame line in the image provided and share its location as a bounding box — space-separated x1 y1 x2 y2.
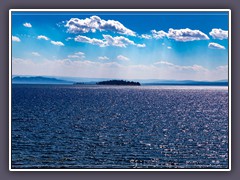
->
9 9 231 172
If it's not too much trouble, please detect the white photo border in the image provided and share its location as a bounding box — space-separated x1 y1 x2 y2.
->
9 9 231 172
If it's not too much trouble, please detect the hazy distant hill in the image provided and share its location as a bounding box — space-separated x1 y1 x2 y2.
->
12 75 228 86
12 76 73 84
142 80 228 86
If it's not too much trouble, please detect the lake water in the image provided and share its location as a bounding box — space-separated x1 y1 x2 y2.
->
11 85 229 169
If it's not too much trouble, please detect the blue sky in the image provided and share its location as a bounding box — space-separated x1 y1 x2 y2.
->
11 11 229 80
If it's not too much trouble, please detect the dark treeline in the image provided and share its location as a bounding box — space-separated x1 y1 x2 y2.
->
96 80 141 86
73 82 85 85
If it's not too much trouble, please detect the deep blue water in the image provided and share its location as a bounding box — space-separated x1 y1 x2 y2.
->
11 85 229 169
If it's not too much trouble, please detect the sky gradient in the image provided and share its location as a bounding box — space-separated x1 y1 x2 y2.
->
11 11 229 81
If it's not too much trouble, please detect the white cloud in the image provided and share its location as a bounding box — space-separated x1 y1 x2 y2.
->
51 40 64 46
23 22 32 28
31 52 40 56
209 28 228 40
216 65 228 72
12 57 123 78
208 42 225 49
140 34 152 39
103 35 131 47
142 28 209 42
137 44 146 48
67 55 79 58
68 52 85 59
151 30 168 39
167 28 209 42
37 35 49 41
154 61 173 66
12 57 227 81
65 16 136 36
74 35 106 47
154 61 208 72
117 55 130 61
103 34 145 48
167 46 172 49
188 65 208 72
65 37 73 41
98 56 109 60
74 34 145 48
12 36 21 42
75 52 85 56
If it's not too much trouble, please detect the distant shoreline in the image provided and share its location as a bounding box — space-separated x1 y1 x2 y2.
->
12 83 228 87
11 76 228 86
142 83 228 86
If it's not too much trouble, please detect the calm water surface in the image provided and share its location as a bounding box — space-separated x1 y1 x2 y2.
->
11 85 229 169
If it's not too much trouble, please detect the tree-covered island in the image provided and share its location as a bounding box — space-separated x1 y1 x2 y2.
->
96 80 141 86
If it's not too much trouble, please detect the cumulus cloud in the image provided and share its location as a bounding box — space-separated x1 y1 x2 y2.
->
98 56 109 60
37 35 49 40
117 55 130 61
12 36 21 42
103 35 132 47
74 34 145 48
65 16 136 36
68 52 85 59
209 28 228 40
23 22 32 28
140 34 152 39
74 35 106 47
51 40 64 46
167 28 209 42
31 52 40 56
151 30 168 39
137 44 146 48
208 42 225 49
146 28 209 42
103 34 145 48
